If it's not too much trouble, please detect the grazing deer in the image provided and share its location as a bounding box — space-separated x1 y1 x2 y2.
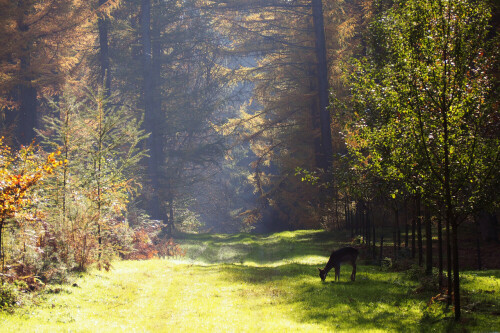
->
318 247 358 282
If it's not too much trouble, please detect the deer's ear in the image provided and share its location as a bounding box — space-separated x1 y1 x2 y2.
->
318 268 321 272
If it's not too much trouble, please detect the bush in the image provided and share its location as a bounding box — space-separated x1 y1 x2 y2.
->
381 257 392 271
0 284 19 312
405 264 440 293
351 235 364 244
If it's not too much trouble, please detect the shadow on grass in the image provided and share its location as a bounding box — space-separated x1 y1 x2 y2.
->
216 262 463 332
177 230 353 265
177 230 494 331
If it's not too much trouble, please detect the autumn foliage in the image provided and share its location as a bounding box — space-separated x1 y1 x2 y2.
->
0 138 63 274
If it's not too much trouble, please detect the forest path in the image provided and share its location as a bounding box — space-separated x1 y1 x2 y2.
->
1 230 499 332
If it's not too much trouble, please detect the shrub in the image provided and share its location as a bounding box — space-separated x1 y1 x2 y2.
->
351 235 364 244
0 284 19 312
381 257 392 271
157 238 186 258
405 264 440 293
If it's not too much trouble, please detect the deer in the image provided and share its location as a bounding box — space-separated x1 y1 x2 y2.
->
318 247 358 282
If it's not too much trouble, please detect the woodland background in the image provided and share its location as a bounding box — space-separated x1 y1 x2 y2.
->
0 0 498 321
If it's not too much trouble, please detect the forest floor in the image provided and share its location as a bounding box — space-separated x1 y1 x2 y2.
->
0 230 499 332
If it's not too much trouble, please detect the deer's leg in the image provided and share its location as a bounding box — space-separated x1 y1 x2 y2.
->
335 266 340 281
351 262 357 281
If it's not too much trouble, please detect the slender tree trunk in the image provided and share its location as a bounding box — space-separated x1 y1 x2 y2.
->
372 212 376 259
311 0 332 170
404 205 409 247
393 230 397 260
345 197 349 230
168 199 174 235
350 202 354 238
335 197 340 230
417 198 423 266
476 236 482 270
0 221 4 274
97 96 103 262
367 203 371 247
438 215 443 289
379 235 383 263
446 213 452 306
395 206 400 251
451 221 461 320
425 208 433 275
412 217 416 259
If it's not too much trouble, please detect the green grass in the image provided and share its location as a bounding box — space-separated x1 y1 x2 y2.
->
0 230 499 332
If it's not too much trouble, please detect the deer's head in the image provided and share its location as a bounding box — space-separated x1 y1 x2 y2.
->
318 268 327 281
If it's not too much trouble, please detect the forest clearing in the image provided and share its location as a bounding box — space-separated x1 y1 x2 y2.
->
1 230 499 332
1 0 499 329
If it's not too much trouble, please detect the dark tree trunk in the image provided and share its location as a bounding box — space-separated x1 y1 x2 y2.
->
438 215 443 289
425 208 433 275
379 235 384 263
366 203 371 247
169 199 175 235
345 197 349 230
372 212 376 259
350 202 354 238
141 0 164 221
477 212 498 242
476 237 482 270
404 206 409 248
311 0 332 170
412 217 416 259
17 81 37 145
417 199 423 266
14 7 37 146
363 207 367 244
446 213 452 305
393 230 397 260
451 221 461 320
395 207 400 251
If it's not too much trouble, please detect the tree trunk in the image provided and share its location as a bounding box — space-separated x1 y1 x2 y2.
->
141 0 163 221
451 221 461 320
417 199 423 266
477 211 498 242
15 10 37 146
168 199 175 235
311 0 332 170
379 235 383 263
350 202 354 238
0 221 4 273
366 203 371 247
372 211 376 259
18 81 37 145
425 208 433 275
412 217 416 258
345 197 349 230
445 213 452 305
438 215 443 289
393 230 397 260
395 207 400 251
405 206 409 248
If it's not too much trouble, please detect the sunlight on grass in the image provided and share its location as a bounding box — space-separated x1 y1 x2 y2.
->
1 230 499 332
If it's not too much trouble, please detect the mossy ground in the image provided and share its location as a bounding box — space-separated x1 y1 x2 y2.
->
0 230 498 332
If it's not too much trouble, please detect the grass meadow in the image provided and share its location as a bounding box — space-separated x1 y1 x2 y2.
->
1 230 499 332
